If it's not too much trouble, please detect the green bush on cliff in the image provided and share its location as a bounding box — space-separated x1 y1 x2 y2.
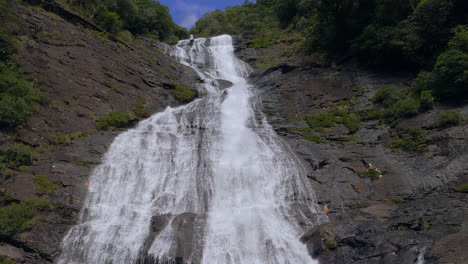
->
50 131 84 145
96 112 137 131
0 258 15 264
0 28 41 129
133 98 149 119
34 174 59 195
412 26 468 102
456 183 468 193
0 199 53 240
305 110 360 133
388 127 429 152
436 109 463 128
171 85 197 102
0 143 33 168
356 169 381 180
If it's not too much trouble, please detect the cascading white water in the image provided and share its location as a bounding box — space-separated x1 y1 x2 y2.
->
58 35 324 264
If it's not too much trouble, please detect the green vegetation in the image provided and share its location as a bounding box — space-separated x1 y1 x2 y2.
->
436 109 463 128
133 98 149 119
413 26 468 102
0 41 41 129
362 85 436 125
356 169 381 180
0 143 33 169
0 1 41 129
456 183 468 193
50 131 84 145
303 134 325 143
388 127 429 152
305 110 360 133
325 240 338 251
351 203 369 209
192 0 467 105
33 174 59 194
96 112 137 131
74 160 94 166
0 199 53 240
419 218 430 230
390 197 407 204
0 258 15 264
171 85 197 102
65 0 188 43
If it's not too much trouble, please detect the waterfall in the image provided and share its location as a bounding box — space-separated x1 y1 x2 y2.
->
58 35 323 264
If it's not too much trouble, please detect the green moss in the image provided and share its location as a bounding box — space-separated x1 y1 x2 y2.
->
456 183 468 193
305 113 336 130
0 258 15 264
419 218 430 230
171 85 197 102
334 136 358 145
96 112 137 131
0 199 53 239
303 134 325 143
325 240 338 251
436 109 463 128
34 174 59 194
390 197 406 204
388 127 429 152
357 107 382 121
50 131 84 145
74 161 94 166
351 203 369 209
356 169 381 180
306 110 360 133
133 98 149 119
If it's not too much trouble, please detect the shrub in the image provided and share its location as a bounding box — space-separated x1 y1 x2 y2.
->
0 258 15 264
0 199 53 239
390 98 420 118
171 85 197 102
0 30 14 62
372 85 404 107
95 10 123 34
436 109 462 128
305 113 336 130
415 26 468 102
50 131 84 145
357 108 382 121
0 143 33 168
419 218 430 230
96 112 136 130
133 98 149 119
456 183 468 193
325 240 338 251
34 174 59 194
356 169 381 180
418 90 435 112
0 64 41 128
388 127 429 152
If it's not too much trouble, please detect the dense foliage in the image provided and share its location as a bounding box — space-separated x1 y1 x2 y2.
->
192 0 467 103
65 0 188 43
0 199 53 240
0 0 41 129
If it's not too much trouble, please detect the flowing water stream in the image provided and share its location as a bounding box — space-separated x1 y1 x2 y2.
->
58 35 324 264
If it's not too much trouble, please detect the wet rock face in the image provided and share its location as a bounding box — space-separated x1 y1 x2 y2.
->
244 43 468 263
0 1 199 263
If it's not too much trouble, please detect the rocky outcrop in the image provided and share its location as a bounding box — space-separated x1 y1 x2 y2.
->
244 43 468 263
0 1 199 263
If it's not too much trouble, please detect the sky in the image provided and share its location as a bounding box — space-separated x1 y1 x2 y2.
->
159 0 255 29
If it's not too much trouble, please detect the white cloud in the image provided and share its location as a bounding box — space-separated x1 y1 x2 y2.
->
181 14 199 28
173 0 213 29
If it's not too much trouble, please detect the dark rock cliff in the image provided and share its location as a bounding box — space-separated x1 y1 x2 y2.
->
0 1 198 263
235 37 468 264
